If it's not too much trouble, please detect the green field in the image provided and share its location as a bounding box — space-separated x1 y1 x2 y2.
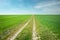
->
36 15 60 40
0 15 60 40
0 15 31 40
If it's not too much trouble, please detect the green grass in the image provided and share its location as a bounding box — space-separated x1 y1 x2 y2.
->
36 15 60 40
0 15 31 40
0 15 60 40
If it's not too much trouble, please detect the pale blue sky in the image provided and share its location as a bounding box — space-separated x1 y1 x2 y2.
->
0 0 60 14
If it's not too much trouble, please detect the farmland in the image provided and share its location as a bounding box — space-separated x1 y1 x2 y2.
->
36 15 60 40
0 15 60 40
0 15 31 40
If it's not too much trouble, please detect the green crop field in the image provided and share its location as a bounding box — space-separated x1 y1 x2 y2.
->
36 15 60 40
0 15 31 40
0 15 60 40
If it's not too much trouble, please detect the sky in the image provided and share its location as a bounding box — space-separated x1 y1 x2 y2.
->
0 0 60 14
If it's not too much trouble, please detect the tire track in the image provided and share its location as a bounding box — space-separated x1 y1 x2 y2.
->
7 19 31 40
32 16 41 40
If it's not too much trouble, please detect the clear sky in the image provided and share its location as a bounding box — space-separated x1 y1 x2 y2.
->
0 0 60 14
